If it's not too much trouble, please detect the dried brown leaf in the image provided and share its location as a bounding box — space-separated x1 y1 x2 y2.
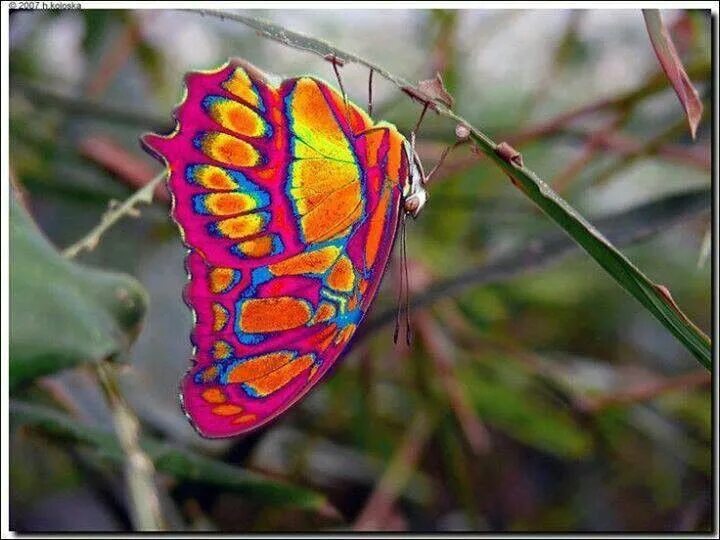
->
643 10 704 139
417 72 454 108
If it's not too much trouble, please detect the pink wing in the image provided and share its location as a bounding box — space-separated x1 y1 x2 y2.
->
142 60 408 437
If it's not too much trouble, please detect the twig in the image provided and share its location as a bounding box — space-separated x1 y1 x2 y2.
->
506 59 709 146
580 369 711 413
353 410 435 531
95 362 165 531
589 114 699 187
25 380 136 529
36 377 89 422
517 10 584 123
427 9 458 91
416 312 491 455
62 171 165 258
13 19 708 146
559 128 710 170
34 367 166 530
453 325 710 418
550 110 629 193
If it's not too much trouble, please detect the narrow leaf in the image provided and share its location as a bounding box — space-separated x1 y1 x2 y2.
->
10 401 329 511
460 128 712 370
643 9 704 138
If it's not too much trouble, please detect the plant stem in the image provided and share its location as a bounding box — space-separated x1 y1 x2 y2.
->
353 410 435 531
62 172 165 258
95 362 165 531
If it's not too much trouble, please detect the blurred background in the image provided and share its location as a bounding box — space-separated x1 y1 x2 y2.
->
8 8 712 533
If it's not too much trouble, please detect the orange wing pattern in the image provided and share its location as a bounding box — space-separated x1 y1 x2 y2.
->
142 60 409 437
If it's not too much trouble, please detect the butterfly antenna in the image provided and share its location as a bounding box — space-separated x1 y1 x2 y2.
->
331 59 354 134
393 214 407 345
367 68 374 118
403 217 412 346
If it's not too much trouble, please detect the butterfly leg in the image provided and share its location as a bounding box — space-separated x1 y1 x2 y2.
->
367 67 374 117
424 139 463 183
328 55 353 131
410 102 430 156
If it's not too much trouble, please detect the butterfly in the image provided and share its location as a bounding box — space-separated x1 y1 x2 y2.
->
142 59 428 438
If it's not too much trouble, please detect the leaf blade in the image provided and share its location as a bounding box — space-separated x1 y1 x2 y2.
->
457 129 712 370
10 401 329 511
10 196 149 388
643 9 704 138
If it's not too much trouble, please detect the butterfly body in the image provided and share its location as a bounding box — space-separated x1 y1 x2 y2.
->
143 60 421 437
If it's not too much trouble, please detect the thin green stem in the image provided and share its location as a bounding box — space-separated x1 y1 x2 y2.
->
62 172 165 258
95 362 165 531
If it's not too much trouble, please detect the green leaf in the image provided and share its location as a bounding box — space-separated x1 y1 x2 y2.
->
10 196 148 388
10 401 329 511
461 363 592 459
461 137 712 370
190 10 711 370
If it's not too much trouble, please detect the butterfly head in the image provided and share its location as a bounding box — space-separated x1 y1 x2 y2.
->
402 140 428 219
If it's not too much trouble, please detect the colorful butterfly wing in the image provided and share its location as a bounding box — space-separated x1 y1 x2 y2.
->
142 61 407 437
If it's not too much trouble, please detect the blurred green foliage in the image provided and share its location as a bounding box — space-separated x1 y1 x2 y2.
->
10 197 147 389
11 402 328 510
